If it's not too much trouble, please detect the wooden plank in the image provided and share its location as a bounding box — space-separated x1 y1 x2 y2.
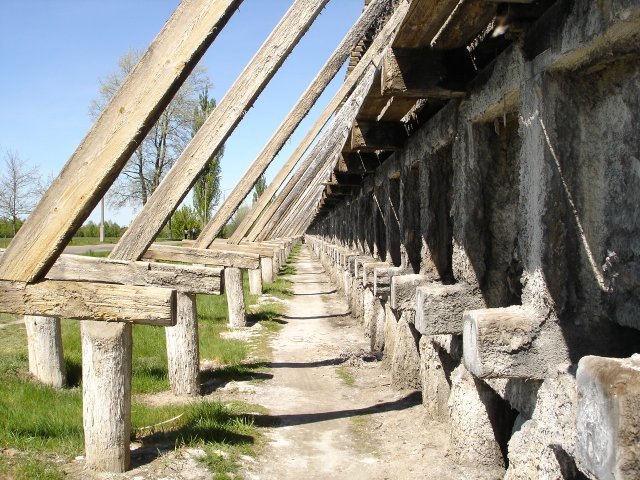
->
209 241 278 257
110 0 330 262
381 47 472 99
144 244 260 269
228 0 411 244
350 120 408 151
184 239 277 257
0 248 222 294
195 0 394 247
392 0 460 48
248 65 377 242
261 159 334 240
0 0 242 283
341 152 381 173
392 0 495 50
53 255 221 295
377 96 418 121
0 280 176 326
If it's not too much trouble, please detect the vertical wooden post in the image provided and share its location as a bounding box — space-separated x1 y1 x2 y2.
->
225 268 246 327
248 267 263 295
24 315 66 388
261 256 274 284
165 292 200 396
81 322 132 473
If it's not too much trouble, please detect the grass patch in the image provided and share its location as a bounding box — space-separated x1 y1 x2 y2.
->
0 246 298 477
82 249 110 258
336 366 355 386
0 455 64 480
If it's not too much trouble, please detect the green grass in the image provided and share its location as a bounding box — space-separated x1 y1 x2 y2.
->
336 366 355 386
0 244 301 477
82 249 110 258
0 455 64 480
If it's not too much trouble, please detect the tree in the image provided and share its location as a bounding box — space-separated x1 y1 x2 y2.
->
192 89 223 225
0 150 41 235
222 204 250 238
171 205 200 239
252 174 267 204
89 49 212 209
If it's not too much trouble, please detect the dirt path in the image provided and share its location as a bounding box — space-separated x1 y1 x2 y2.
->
239 245 485 480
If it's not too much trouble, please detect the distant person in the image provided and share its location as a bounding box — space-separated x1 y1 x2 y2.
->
191 227 196 239
184 229 188 240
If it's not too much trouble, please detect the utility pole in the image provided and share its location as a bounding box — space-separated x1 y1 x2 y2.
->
99 198 105 243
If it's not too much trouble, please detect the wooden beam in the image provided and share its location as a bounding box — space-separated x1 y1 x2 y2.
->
227 0 411 244
381 47 472 99
350 120 408 152
341 152 382 173
392 0 461 48
0 280 176 326
143 244 259 269
0 0 241 283
41 253 223 295
393 0 495 50
195 0 394 247
334 171 364 185
377 96 419 121
248 65 377 242
110 0 330 262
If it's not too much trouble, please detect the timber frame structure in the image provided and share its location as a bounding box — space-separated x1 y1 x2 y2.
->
2 0 640 478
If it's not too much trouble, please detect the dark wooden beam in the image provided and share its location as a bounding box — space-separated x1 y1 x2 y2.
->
377 96 419 122
334 171 364 185
350 120 408 152
381 47 474 99
340 152 381 173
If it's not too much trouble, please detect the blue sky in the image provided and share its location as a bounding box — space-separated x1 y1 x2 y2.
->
0 0 365 226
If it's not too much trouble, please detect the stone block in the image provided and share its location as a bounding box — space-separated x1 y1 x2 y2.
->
419 336 454 422
463 306 569 379
390 317 421 390
389 274 430 311
447 364 508 469
415 282 485 335
576 355 640 480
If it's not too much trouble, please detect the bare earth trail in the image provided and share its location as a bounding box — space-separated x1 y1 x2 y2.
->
240 245 484 480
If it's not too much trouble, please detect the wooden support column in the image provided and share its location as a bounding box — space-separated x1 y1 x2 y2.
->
225 268 246 328
261 257 274 284
165 292 200 396
24 315 66 388
81 322 132 472
248 267 263 295
196 0 393 246
229 1 411 244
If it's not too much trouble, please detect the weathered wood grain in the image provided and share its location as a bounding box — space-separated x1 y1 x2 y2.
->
143 244 259 269
195 0 393 247
0 249 222 294
111 0 329 262
249 65 378 241
350 120 408 151
0 280 176 326
228 0 411 244
0 0 241 283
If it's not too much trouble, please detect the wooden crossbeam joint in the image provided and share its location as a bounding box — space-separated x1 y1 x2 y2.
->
350 120 408 152
0 279 176 326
